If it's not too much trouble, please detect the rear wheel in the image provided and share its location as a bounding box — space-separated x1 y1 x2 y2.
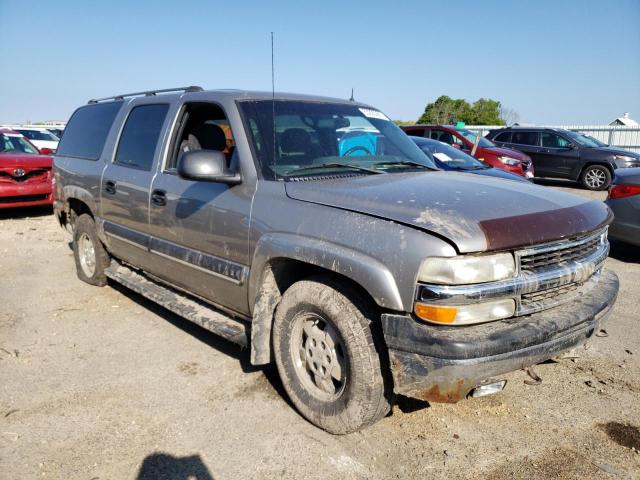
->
73 214 110 286
272 277 392 434
581 165 611 190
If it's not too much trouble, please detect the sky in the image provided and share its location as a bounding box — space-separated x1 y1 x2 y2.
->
1 0 639 125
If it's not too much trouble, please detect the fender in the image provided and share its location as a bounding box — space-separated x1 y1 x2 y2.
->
248 232 404 365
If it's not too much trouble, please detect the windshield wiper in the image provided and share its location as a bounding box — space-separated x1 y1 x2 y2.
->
372 160 438 170
283 162 384 177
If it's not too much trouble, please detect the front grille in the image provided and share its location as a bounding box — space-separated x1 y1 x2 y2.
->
0 169 50 183
0 194 49 204
519 232 603 273
519 275 598 314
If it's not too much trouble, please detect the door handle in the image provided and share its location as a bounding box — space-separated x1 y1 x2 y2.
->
151 189 167 207
104 180 116 194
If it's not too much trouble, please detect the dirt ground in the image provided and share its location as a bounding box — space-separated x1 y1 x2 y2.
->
1 180 639 480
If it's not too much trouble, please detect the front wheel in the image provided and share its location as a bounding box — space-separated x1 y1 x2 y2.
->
272 277 392 434
581 165 611 190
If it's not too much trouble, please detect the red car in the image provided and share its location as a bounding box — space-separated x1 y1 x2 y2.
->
402 124 534 178
0 129 53 209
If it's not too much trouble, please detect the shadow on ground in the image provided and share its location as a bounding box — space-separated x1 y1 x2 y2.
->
136 453 214 480
0 205 53 220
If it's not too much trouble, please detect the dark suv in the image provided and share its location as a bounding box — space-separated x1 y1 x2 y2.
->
487 127 640 190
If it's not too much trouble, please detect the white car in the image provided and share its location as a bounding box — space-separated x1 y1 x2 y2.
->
11 127 59 153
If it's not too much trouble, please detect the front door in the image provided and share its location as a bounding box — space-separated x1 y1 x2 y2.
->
146 102 252 315
100 102 171 271
537 132 580 178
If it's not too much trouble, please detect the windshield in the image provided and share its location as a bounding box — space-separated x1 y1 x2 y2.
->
565 131 603 148
0 133 40 154
16 129 59 141
414 138 486 170
456 128 495 148
239 100 437 179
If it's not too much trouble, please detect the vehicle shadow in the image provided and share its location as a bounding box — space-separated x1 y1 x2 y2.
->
533 178 582 189
609 240 640 264
107 281 293 408
136 452 214 480
0 205 53 220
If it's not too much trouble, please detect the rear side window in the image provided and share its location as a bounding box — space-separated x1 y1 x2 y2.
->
56 102 122 160
494 132 511 143
511 131 538 146
114 104 169 171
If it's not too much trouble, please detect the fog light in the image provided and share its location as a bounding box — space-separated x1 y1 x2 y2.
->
470 379 507 398
414 299 515 325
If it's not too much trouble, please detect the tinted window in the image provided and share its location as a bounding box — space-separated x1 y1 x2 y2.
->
511 131 538 146
494 132 511 143
541 133 571 148
57 102 122 160
114 104 169 171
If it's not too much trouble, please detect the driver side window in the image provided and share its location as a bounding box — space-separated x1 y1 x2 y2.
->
542 133 570 148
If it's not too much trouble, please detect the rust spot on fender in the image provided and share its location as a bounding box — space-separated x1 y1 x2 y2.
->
479 201 612 251
414 379 469 404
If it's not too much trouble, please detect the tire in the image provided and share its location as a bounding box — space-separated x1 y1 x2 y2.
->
72 214 110 286
580 165 611 191
272 276 393 434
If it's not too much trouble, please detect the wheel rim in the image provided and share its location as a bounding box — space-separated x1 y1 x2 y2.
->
290 312 347 401
78 233 96 277
585 169 606 188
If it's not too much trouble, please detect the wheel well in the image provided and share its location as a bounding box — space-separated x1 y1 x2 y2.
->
249 257 380 365
67 198 93 225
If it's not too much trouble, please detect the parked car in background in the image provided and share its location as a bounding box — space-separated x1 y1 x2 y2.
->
0 128 53 208
54 87 618 433
410 136 529 183
487 127 640 190
606 168 640 247
401 124 534 178
11 127 59 153
47 127 65 138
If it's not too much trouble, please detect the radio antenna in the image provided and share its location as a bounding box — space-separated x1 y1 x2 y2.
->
271 32 276 167
349 87 354 102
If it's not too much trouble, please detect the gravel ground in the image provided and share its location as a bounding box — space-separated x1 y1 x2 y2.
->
1 181 639 479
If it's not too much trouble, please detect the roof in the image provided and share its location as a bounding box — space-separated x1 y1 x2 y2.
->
609 113 638 126
86 86 369 108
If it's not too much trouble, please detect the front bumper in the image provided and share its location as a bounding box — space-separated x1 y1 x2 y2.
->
0 182 52 209
381 268 619 402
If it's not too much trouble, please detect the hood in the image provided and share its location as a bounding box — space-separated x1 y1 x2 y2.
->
0 153 52 169
595 146 640 159
471 167 530 183
482 146 529 161
285 172 611 253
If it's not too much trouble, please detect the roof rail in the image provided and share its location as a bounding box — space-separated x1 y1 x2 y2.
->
88 86 204 104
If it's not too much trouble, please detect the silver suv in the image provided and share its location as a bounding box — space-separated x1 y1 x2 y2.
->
53 87 618 433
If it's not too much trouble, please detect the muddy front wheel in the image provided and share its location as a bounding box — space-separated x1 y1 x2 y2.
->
272 277 392 434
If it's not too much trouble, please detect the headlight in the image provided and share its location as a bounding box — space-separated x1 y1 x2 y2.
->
613 155 640 166
418 253 515 285
498 156 520 166
415 299 516 325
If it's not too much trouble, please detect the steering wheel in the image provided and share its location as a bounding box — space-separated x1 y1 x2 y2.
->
343 145 373 156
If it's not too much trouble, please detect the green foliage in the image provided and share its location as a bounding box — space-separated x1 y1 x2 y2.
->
393 119 416 126
417 95 506 125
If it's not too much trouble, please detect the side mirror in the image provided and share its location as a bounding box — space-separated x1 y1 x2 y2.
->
177 150 241 184
564 143 576 149
39 147 54 155
451 144 462 150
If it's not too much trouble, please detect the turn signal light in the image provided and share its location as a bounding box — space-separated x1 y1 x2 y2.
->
414 304 457 324
608 184 640 199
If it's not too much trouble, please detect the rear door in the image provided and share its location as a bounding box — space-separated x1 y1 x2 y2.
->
509 131 545 173
100 101 171 271
537 132 580 178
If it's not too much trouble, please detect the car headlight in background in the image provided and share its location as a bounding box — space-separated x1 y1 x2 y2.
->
498 156 520 166
614 154 640 167
417 252 515 285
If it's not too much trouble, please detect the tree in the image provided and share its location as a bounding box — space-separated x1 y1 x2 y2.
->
417 95 506 125
499 106 520 125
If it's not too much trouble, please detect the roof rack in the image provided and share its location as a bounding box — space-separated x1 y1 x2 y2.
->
88 86 203 104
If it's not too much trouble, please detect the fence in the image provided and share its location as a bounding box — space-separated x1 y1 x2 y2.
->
465 125 640 153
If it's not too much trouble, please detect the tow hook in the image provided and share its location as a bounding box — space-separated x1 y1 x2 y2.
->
469 379 507 398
